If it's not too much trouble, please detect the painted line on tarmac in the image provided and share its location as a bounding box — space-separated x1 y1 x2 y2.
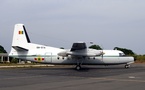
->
90 77 145 83
0 65 54 68
0 75 48 80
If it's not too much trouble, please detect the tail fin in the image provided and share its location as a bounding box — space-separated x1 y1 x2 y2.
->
12 24 31 46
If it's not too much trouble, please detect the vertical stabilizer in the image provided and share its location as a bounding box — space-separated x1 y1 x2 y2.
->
12 24 31 46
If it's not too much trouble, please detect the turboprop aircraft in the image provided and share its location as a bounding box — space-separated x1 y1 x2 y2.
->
9 24 135 70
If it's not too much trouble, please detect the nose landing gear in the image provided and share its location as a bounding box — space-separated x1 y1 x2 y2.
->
125 64 130 69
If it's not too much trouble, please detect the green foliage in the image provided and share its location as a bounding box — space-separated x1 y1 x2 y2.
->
89 44 102 50
134 54 145 63
11 58 19 63
114 47 135 55
60 47 64 49
0 45 7 53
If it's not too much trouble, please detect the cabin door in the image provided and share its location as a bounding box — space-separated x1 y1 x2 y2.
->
45 52 52 63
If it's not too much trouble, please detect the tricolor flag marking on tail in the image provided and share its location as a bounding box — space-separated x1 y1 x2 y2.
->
19 31 23 34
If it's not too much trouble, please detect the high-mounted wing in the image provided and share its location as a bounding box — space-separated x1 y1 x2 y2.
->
58 42 103 57
71 42 87 51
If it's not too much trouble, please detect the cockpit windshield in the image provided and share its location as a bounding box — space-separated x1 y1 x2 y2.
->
119 53 125 56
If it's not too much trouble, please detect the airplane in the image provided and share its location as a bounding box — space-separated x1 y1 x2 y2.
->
9 24 135 70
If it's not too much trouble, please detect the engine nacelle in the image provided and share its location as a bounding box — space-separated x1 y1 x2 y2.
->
58 51 68 57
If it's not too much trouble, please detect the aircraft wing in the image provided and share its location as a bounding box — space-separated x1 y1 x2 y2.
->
66 51 99 57
58 42 103 57
70 42 87 51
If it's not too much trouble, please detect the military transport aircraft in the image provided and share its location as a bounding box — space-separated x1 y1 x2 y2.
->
9 24 135 70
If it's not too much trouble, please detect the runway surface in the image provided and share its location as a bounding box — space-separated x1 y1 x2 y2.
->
0 63 145 90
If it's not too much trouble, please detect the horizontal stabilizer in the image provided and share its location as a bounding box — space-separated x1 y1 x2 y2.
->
12 46 28 51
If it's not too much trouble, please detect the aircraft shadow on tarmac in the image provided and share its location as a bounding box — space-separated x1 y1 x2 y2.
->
11 65 145 77
25 64 142 71
20 65 144 78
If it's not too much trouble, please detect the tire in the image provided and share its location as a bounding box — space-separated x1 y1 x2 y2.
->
76 65 81 70
125 64 130 69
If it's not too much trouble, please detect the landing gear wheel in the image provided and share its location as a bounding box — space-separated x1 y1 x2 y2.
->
125 64 130 69
76 65 81 70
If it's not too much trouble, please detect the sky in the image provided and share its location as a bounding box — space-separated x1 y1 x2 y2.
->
0 0 145 54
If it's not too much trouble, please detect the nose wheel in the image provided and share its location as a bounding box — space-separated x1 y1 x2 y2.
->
125 64 130 69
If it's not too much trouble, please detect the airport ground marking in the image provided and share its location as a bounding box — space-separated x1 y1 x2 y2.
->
90 77 145 83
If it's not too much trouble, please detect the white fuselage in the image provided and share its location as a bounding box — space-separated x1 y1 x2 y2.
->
9 43 134 65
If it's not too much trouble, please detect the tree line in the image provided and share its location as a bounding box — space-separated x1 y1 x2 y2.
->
88 44 145 63
89 44 135 55
0 45 7 53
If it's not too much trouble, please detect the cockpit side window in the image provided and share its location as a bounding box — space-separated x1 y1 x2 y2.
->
119 53 125 57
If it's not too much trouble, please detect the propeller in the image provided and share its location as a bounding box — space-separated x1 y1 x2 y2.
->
101 45 104 61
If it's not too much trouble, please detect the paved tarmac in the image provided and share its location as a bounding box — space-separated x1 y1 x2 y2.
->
0 63 145 90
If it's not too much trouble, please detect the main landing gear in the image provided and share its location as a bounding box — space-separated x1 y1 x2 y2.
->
125 64 130 69
75 59 83 70
75 65 81 70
